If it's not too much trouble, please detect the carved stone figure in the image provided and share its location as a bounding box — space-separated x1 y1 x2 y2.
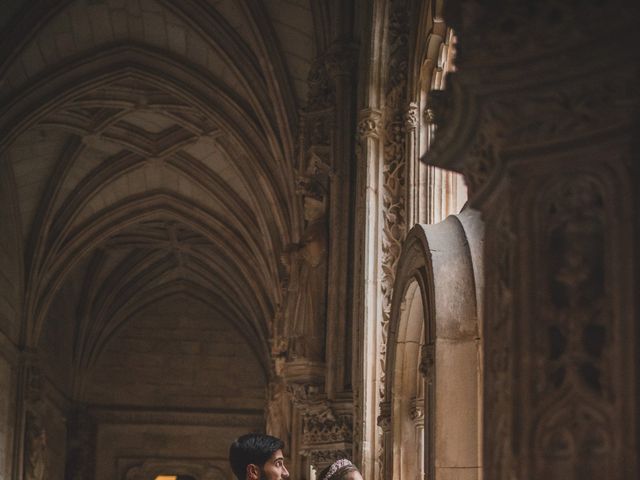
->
283 159 330 363
266 380 292 449
25 411 47 480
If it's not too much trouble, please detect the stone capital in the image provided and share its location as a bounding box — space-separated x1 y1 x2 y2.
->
357 108 383 141
404 102 419 131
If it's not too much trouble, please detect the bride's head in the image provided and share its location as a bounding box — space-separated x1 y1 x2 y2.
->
318 459 362 480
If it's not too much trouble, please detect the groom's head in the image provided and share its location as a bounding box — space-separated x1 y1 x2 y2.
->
229 433 289 480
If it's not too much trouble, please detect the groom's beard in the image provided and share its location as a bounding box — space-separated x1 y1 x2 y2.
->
259 468 269 480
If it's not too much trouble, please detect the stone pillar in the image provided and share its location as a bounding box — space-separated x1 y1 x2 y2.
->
409 396 425 480
405 101 421 225
22 364 47 480
419 343 435 480
376 401 392 480
64 406 96 480
429 1 640 479
353 107 383 478
324 42 358 397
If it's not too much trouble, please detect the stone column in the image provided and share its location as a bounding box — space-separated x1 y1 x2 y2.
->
353 107 383 478
419 343 435 480
324 43 358 397
409 396 425 480
22 364 47 480
64 406 96 480
376 401 392 480
404 102 421 225
429 1 640 479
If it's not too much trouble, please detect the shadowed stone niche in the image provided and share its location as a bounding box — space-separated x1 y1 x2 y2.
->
429 0 640 478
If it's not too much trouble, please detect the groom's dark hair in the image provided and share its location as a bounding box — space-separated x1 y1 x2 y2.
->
229 433 284 480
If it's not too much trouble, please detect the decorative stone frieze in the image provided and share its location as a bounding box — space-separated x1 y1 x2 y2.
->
380 0 410 399
301 405 352 447
377 3 411 479
289 385 353 471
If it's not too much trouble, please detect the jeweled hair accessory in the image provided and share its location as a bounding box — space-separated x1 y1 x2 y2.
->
320 459 354 480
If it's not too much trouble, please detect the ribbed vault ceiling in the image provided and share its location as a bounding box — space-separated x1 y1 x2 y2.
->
0 0 323 392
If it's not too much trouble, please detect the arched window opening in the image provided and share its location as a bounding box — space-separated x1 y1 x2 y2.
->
387 212 484 480
392 280 428 480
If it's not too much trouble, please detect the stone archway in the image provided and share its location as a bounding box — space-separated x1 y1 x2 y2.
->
384 207 484 480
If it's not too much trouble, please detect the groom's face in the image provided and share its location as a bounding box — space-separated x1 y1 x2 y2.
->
259 449 289 480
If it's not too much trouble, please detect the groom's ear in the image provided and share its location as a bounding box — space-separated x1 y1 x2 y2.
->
247 464 260 480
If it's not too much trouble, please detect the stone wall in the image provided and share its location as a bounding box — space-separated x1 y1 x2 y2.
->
0 160 20 344
83 296 266 410
94 415 262 480
0 353 15 479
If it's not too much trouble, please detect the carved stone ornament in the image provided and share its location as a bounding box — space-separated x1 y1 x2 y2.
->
484 204 514 480
305 113 332 148
289 384 353 470
424 89 447 130
300 406 353 446
409 397 425 422
419 344 435 381
287 382 322 406
324 44 358 79
536 175 610 402
404 102 419 131
301 449 352 472
26 365 43 407
266 379 292 450
307 58 335 110
378 2 410 479
24 410 47 480
357 109 383 141
296 155 332 201
529 174 617 479
380 0 410 396
460 122 501 202
377 401 392 432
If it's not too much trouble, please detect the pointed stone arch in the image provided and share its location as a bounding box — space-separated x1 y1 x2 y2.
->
384 207 484 480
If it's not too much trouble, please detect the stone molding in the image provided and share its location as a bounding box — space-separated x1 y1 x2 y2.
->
88 407 263 428
288 384 353 471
